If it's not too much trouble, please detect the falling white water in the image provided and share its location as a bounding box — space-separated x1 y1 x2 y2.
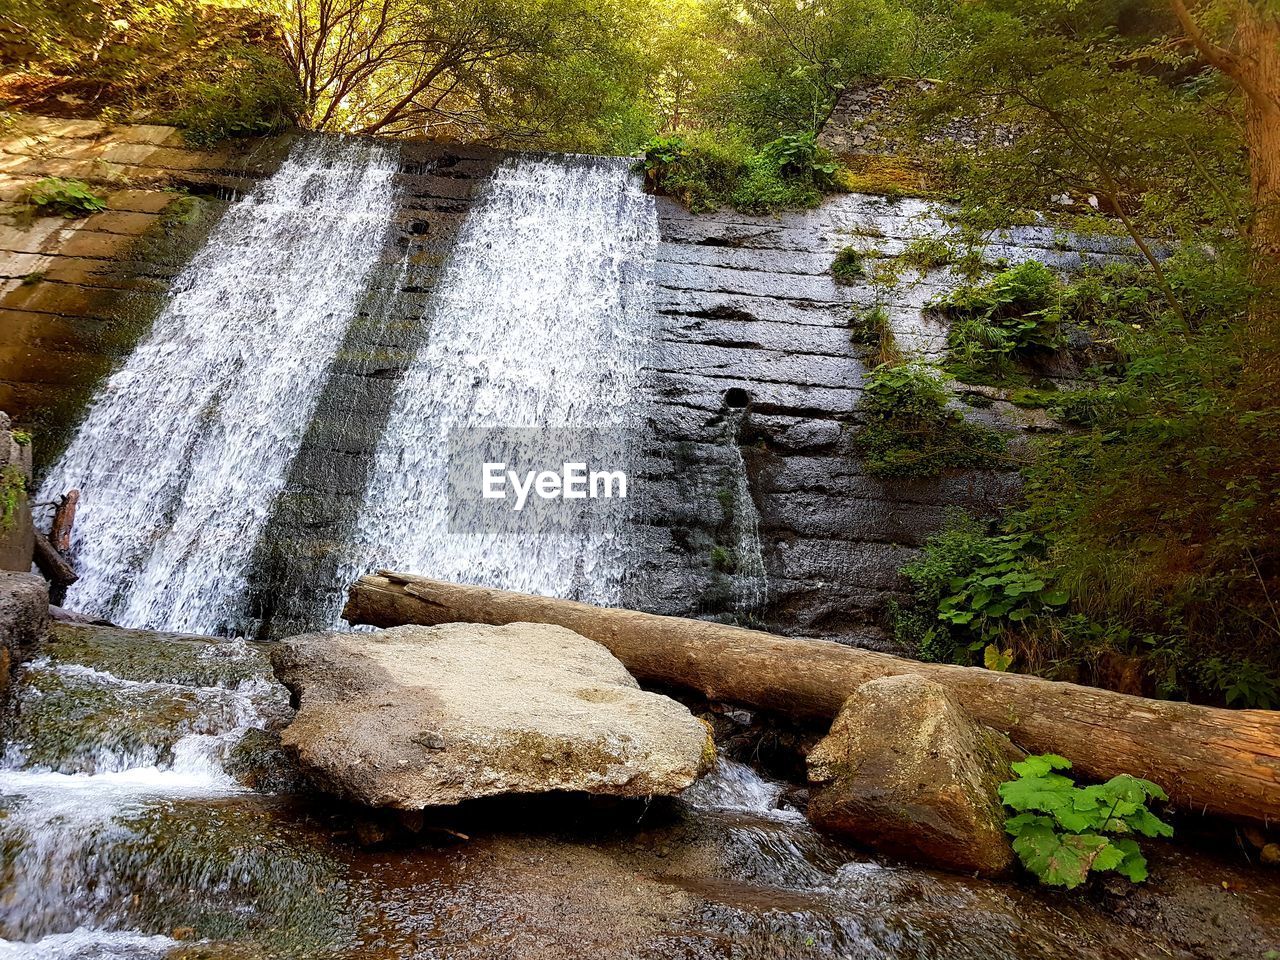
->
341 155 658 607
38 138 399 634
0 642 286 946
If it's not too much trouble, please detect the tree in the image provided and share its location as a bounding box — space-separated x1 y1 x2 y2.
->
1168 0 1280 268
277 0 651 147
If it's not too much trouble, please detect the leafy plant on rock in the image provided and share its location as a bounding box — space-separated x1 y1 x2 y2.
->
935 260 1063 381
23 178 107 218
1000 754 1173 889
831 246 866 285
852 363 1004 480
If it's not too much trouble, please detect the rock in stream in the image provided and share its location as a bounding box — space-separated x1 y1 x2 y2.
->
271 623 715 808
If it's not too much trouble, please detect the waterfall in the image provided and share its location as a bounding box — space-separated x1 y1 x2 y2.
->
341 155 658 608
39 138 399 634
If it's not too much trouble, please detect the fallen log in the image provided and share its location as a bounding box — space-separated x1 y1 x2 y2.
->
345 572 1280 825
33 530 77 587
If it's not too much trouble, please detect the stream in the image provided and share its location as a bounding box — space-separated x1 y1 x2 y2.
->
9 623 1268 960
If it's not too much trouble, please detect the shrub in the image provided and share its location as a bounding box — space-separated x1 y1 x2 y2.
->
1000 754 1172 889
895 511 1067 664
852 364 1005 479
23 178 106 217
165 43 302 145
637 130 842 214
935 260 1063 381
848 305 902 367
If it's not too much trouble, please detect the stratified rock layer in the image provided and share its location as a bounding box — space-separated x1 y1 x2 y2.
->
272 622 714 809
806 673 1014 876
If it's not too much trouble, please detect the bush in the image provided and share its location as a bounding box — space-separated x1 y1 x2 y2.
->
831 246 865 285
23 178 106 217
1000 754 1172 890
852 363 1005 479
165 43 302 145
636 130 842 214
935 260 1063 381
895 511 1066 664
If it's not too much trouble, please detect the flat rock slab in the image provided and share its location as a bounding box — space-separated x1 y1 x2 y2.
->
272 623 714 809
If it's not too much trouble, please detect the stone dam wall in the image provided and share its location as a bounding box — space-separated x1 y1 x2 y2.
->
0 118 1130 646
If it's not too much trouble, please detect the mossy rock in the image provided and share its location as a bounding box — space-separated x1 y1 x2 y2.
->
44 623 273 688
5 662 262 773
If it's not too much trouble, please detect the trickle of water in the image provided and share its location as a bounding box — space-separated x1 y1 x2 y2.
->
39 138 400 635
725 416 768 615
340 155 658 609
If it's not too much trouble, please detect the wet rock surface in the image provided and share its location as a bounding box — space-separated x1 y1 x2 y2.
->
1 622 1277 959
625 196 1137 649
272 623 715 808
0 569 47 702
806 674 1015 876
241 143 507 639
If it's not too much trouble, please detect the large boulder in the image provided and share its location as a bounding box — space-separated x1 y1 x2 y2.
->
272 623 715 809
806 673 1014 876
0 569 48 703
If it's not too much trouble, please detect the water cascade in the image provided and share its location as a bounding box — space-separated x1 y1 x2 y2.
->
38 138 400 634
0 628 293 956
341 155 659 609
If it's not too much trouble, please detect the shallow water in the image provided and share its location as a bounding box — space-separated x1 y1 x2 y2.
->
4 624 1277 959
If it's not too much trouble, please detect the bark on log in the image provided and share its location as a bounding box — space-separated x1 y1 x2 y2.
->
50 489 78 554
345 572 1280 825
33 530 77 586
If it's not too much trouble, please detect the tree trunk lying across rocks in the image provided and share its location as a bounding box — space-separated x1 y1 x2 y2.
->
345 572 1280 825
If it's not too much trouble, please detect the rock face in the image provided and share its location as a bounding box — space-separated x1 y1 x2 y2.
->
0 412 34 572
272 623 715 809
0 569 48 702
806 674 1014 876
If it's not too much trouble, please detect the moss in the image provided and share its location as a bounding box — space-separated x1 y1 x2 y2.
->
7 663 240 773
44 623 271 688
833 154 933 198
105 798 349 954
0 465 27 533
830 246 866 285
710 545 736 573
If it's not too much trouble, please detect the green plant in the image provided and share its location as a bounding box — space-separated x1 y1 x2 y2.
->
1000 754 1172 889
1198 658 1280 710
897 512 1067 663
636 130 842 214
848 306 902 367
710 545 736 572
23 178 107 218
831 247 866 285
1 464 27 533
853 364 1005 479
936 261 1063 381
896 236 953 272
11 431 31 446
166 43 302 145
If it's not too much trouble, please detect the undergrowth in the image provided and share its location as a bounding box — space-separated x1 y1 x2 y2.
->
637 131 840 214
892 246 1280 707
852 364 1004 479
